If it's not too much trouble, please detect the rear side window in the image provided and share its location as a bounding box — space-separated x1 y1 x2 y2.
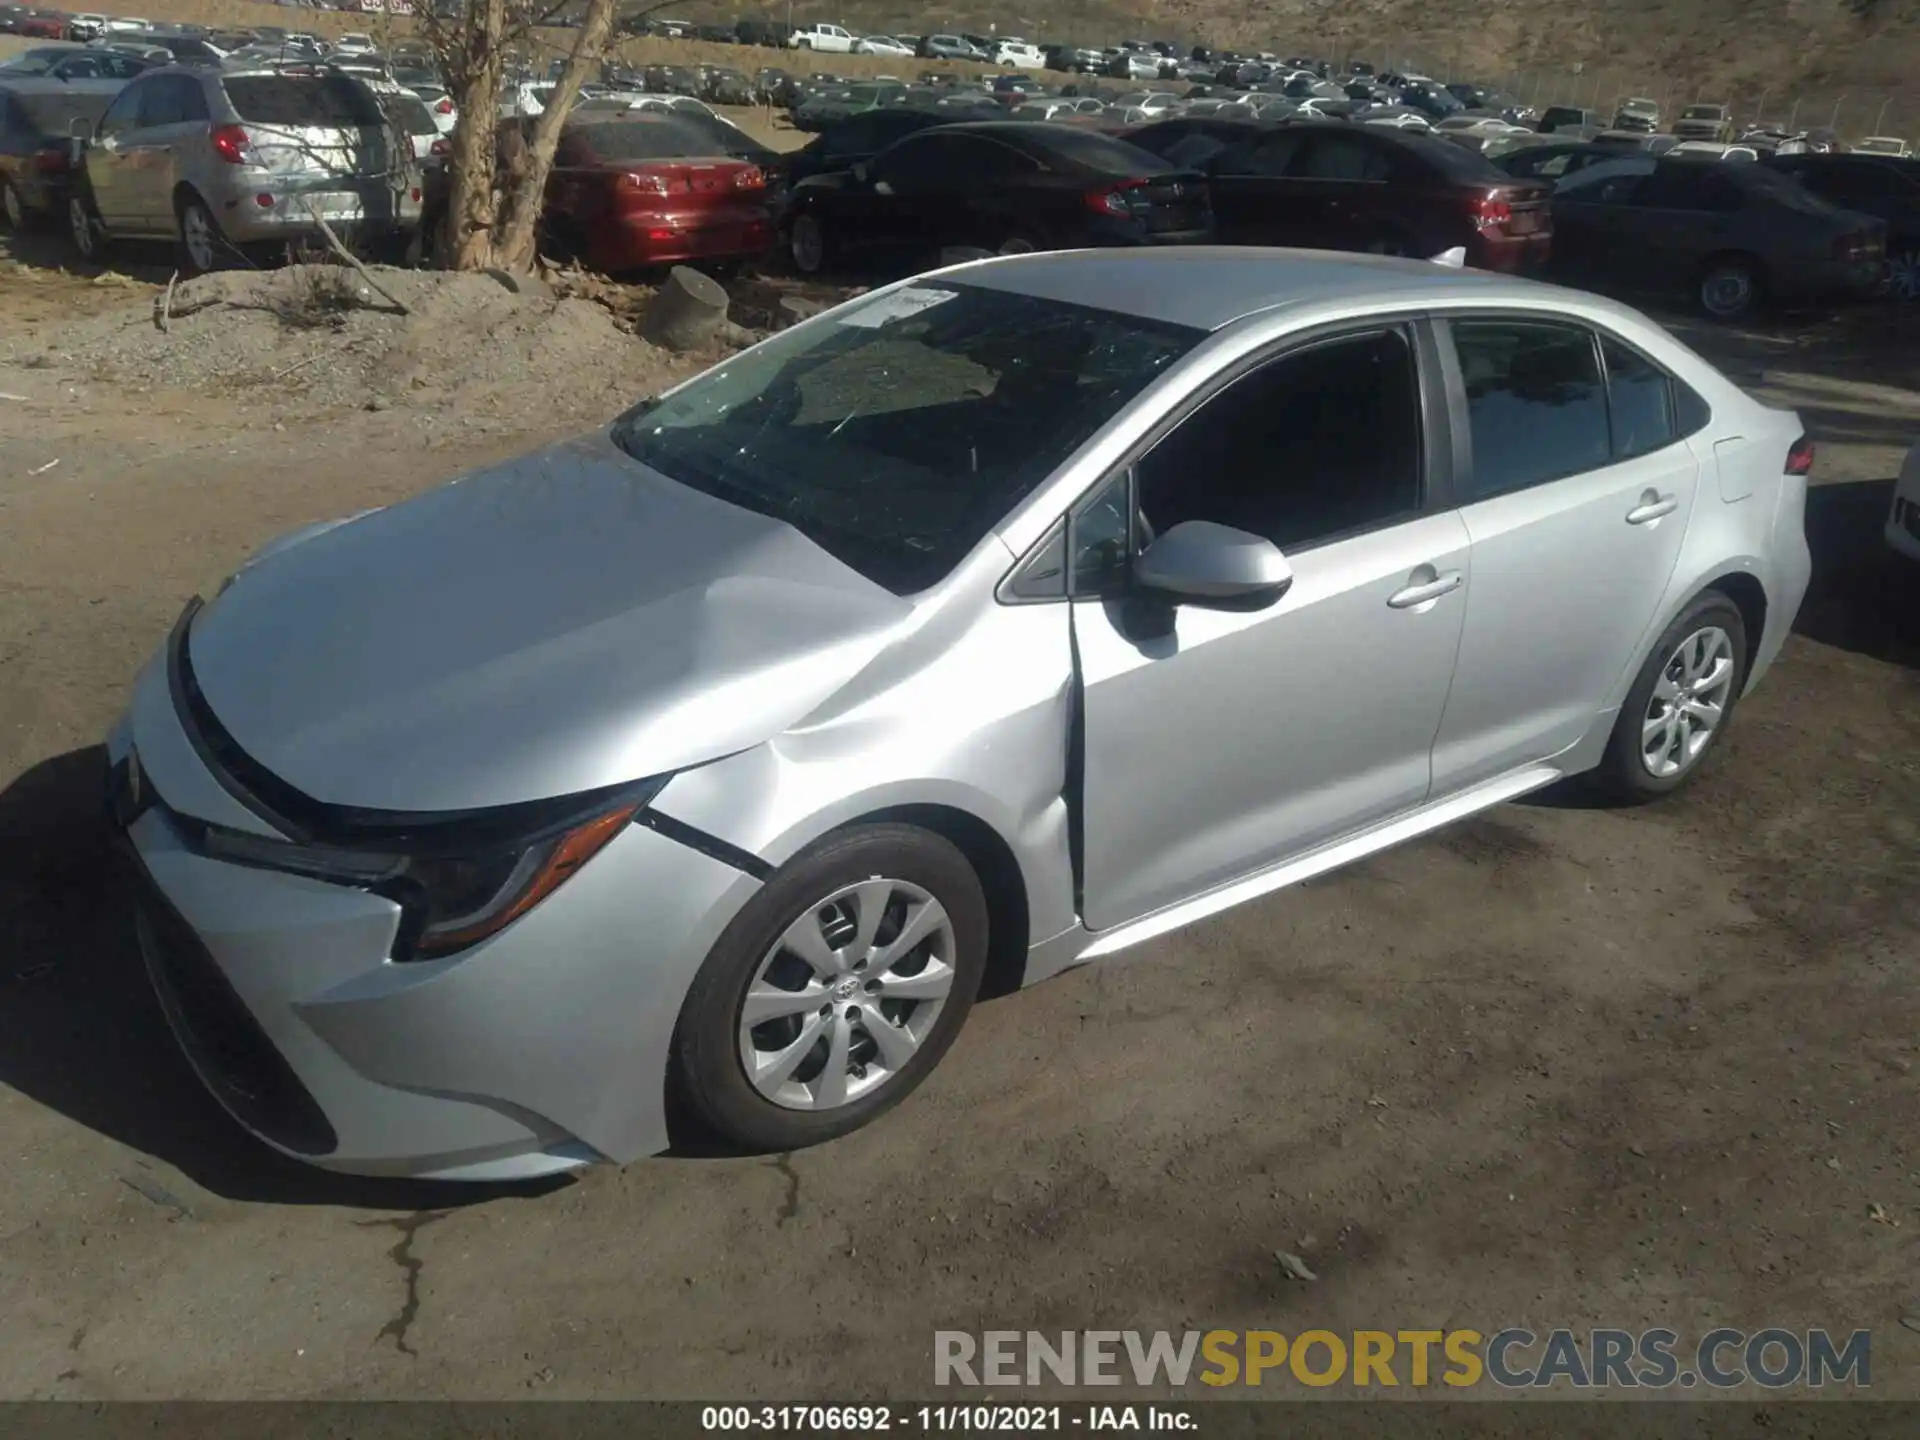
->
1450 321 1612 501
1601 337 1676 460
385 96 437 138
222 76 385 127
1296 131 1393 181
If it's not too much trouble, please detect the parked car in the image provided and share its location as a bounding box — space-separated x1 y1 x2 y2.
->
0 84 111 229
780 120 1211 275
1107 51 1163 81
1044 44 1103 73
1887 439 1920 567
1672 103 1734 143
1612 97 1661 133
701 67 753 105
1492 140 1621 181
1125 117 1552 272
853 35 912 58
993 40 1045 70
108 248 1813 1176
333 31 377 56
789 22 855 54
1547 155 1887 317
528 114 773 275
1764 152 1920 299
1669 142 1759 162
365 78 447 169
1537 105 1606 136
137 32 229 66
0 41 154 85
1855 137 1913 159
10 10 72 40
1592 129 1680 155
779 106 948 190
68 66 422 274
792 81 906 132
66 12 106 40
918 34 986 63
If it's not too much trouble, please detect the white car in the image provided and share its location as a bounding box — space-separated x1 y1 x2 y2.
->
993 39 1045 69
1113 90 1180 120
1110 52 1163 80
1857 136 1914 158
334 32 379 55
499 81 555 118
1888 441 1920 566
852 35 912 57
1671 141 1759 162
789 22 855 53
409 82 459 135
101 15 149 32
365 79 447 165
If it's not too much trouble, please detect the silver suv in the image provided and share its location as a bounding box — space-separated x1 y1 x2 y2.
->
68 65 423 273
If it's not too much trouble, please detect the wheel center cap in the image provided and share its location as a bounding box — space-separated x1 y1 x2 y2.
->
834 977 858 1001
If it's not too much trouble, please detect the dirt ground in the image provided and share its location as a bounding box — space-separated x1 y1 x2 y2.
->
1 222 1918 1405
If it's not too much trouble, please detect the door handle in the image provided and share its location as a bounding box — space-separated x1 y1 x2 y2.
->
1626 490 1679 525
1387 569 1463 609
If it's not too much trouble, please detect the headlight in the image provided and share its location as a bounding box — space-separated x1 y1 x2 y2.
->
194 783 659 960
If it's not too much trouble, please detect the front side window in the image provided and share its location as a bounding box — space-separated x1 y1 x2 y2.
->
1133 330 1424 554
96 81 145 137
1450 321 1612 500
611 284 1201 595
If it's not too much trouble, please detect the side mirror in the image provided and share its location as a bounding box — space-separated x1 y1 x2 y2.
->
69 117 94 143
1134 520 1293 603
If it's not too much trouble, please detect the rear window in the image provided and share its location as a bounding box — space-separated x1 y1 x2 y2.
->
1025 126 1176 176
223 75 385 126
6 88 110 137
571 119 711 161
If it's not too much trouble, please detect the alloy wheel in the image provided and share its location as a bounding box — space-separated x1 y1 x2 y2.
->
1886 249 1920 303
181 203 217 273
737 876 959 1112
1700 265 1755 318
1641 625 1736 779
68 195 96 259
789 213 824 273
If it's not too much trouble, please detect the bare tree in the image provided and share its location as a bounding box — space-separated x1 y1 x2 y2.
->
413 0 680 272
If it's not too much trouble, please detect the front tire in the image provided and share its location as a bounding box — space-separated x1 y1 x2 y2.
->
1594 592 1749 803
176 193 226 276
673 823 988 1153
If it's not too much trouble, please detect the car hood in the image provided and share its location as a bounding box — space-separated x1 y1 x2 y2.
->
185 431 912 814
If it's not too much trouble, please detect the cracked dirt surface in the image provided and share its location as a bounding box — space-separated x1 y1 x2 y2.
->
1 252 1917 1401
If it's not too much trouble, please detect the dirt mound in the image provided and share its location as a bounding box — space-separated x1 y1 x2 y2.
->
43 264 702 427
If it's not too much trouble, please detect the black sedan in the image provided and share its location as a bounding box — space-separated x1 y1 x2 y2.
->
1764 152 1920 300
1547 155 1888 318
782 107 951 190
779 121 1212 276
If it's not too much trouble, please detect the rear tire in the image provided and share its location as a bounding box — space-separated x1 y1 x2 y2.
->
787 209 828 274
176 193 227 276
1593 592 1749 804
1698 255 1764 320
67 190 105 263
1 178 31 233
673 823 988 1153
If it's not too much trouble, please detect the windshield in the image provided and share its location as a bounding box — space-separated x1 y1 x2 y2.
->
611 283 1202 594
0 47 68 74
1683 106 1723 119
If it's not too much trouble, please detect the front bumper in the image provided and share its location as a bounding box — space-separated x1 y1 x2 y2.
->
109 617 762 1180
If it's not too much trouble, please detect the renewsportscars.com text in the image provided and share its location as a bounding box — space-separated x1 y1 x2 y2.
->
934 1328 1871 1390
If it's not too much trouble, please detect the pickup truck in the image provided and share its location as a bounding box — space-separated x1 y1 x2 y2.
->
789 22 855 53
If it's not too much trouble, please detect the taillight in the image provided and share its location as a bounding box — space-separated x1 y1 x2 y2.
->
1469 191 1513 230
1831 231 1878 261
1085 178 1146 215
209 123 248 164
430 138 450 156
434 96 455 114
33 144 69 173
732 166 765 190
1785 436 1814 476
619 171 670 195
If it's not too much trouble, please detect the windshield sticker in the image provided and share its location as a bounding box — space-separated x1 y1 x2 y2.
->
837 288 959 329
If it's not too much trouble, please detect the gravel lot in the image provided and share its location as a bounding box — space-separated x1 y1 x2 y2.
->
1 230 1916 1403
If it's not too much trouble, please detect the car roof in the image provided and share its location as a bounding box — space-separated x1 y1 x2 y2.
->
947 247 1546 331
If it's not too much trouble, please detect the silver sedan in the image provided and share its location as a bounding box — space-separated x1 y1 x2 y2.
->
109 249 1812 1180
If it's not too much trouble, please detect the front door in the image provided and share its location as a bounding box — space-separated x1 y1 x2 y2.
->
1072 325 1471 931
1429 318 1700 792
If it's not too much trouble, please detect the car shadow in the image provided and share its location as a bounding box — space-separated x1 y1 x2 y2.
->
1797 477 1919 669
0 746 570 1209
1 226 177 283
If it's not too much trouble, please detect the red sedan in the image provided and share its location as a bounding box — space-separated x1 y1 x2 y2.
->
542 115 774 274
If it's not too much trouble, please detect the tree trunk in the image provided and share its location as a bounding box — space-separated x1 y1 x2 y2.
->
641 266 732 351
490 0 622 272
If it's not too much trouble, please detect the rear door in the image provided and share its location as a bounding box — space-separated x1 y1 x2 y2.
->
1429 317 1700 791
1284 126 1397 250
1620 163 1747 291
125 75 208 229
1203 125 1306 243
84 75 150 228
